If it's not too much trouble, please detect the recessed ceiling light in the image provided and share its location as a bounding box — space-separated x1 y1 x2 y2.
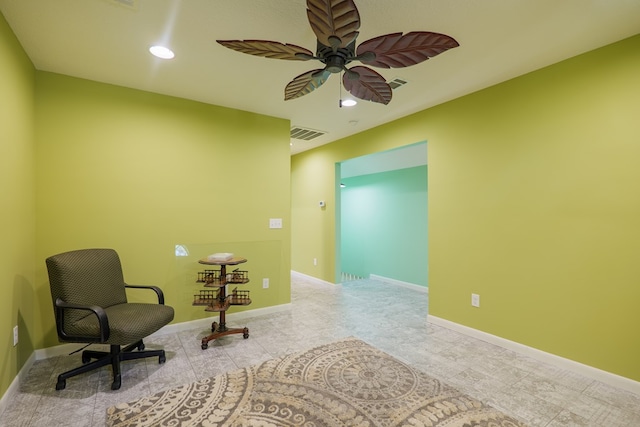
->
149 45 175 59
341 99 357 107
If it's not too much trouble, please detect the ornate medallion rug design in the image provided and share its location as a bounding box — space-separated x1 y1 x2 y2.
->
107 337 529 426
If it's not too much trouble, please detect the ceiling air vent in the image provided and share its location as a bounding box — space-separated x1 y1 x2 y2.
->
388 77 408 90
290 126 327 141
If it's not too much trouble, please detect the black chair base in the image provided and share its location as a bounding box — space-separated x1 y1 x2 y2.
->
56 340 166 390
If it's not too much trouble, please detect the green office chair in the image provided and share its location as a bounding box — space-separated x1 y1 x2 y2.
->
46 248 175 390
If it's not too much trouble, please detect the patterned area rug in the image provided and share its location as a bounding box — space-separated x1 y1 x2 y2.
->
107 337 529 426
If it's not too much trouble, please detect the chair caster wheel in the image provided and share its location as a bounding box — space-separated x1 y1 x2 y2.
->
82 355 90 363
211 322 218 333
243 327 249 339
201 342 208 350
159 353 166 364
56 378 66 390
111 376 122 390
138 342 145 351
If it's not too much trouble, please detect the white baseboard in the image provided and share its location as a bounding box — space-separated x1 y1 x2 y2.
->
291 270 336 286
6 290 636 412
33 302 292 360
428 315 640 396
292 271 428 294
0 302 293 411
369 274 428 293
0 351 36 418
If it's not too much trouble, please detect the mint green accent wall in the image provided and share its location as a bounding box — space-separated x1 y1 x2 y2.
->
291 35 640 381
340 166 427 286
291 132 422 281
0 12 36 399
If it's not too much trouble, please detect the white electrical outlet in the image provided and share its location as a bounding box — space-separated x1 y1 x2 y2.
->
262 278 269 289
13 325 18 346
269 218 283 229
471 294 480 308
313 258 317 266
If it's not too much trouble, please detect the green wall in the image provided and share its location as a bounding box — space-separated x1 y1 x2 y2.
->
291 34 640 381
340 165 428 286
1 12 291 400
0 13 36 400
34 72 292 349
291 125 420 280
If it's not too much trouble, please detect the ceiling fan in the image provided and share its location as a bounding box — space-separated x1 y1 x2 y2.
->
217 0 459 105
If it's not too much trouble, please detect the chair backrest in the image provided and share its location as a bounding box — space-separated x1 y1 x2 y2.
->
46 248 129 327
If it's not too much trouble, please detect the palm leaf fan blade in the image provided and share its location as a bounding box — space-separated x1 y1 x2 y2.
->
306 0 360 48
343 66 391 105
356 31 459 68
217 40 314 60
285 69 331 100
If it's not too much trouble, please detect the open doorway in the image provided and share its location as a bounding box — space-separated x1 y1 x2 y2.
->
336 142 428 290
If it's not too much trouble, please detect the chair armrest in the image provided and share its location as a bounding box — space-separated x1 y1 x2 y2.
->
125 284 166 305
55 297 110 342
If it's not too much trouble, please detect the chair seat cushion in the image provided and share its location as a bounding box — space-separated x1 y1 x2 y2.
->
71 303 174 345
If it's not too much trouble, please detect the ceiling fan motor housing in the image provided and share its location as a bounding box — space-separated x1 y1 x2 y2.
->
316 40 355 73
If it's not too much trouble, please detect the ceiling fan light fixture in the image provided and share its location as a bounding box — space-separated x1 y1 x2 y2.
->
149 45 175 59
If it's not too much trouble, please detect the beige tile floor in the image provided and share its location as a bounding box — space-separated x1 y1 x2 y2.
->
1 275 639 426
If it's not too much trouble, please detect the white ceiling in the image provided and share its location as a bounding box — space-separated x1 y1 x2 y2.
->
1 0 639 155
